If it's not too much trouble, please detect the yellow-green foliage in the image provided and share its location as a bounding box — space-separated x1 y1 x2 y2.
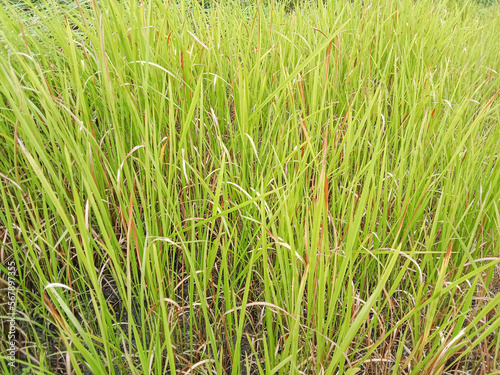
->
0 0 499 374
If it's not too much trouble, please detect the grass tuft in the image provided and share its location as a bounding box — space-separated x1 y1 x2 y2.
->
1 0 500 373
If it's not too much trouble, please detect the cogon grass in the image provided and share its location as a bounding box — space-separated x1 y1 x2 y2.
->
0 0 499 373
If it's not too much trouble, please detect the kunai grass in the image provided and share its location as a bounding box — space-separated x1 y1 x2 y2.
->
1 0 500 373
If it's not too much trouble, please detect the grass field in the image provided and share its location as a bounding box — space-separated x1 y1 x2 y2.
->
1 0 500 373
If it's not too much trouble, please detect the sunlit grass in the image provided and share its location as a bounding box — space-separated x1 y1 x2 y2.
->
0 0 499 373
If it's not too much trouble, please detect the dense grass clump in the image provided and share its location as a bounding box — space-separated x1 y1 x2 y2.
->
1 0 500 373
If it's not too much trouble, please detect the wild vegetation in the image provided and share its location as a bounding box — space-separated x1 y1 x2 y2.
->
1 0 500 373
